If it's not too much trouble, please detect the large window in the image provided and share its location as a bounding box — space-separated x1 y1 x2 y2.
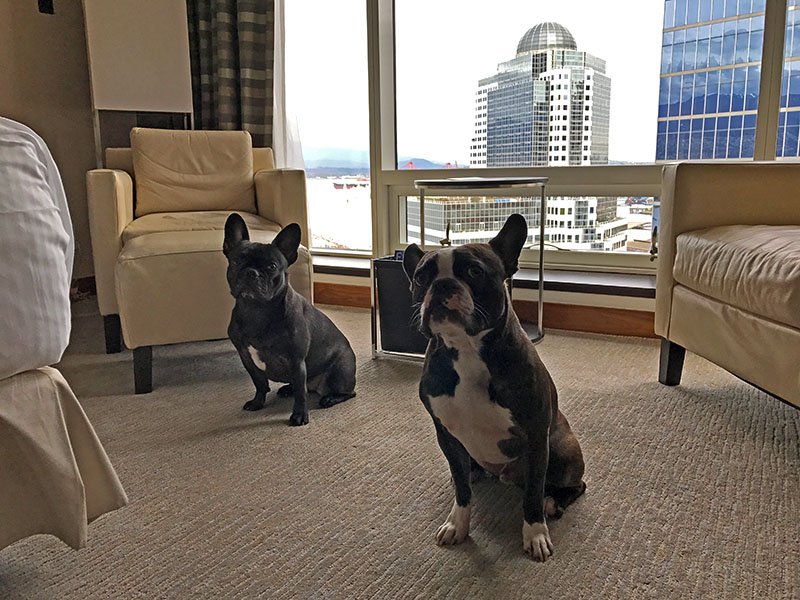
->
368 0 792 268
285 0 371 252
391 1 665 255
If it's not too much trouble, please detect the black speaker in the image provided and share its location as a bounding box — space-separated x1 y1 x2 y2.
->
374 256 428 354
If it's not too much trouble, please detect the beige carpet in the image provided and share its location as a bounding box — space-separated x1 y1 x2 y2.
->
1 302 798 599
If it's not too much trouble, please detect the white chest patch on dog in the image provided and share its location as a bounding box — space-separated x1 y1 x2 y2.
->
428 330 515 466
247 346 267 371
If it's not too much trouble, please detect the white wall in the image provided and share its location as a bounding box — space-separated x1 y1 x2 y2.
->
83 0 192 113
0 0 97 279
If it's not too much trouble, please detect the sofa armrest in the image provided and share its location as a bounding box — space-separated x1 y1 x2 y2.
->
87 169 134 316
254 169 310 248
656 162 800 336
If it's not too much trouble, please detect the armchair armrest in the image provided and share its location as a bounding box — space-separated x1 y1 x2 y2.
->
656 162 800 336
254 168 310 248
86 169 134 316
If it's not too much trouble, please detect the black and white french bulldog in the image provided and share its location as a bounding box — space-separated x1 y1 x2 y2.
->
223 213 356 426
403 213 585 562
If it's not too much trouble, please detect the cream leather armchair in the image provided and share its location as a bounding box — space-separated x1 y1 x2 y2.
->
656 162 800 408
87 128 312 393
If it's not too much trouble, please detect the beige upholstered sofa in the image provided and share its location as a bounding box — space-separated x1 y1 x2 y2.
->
87 128 312 393
656 162 800 409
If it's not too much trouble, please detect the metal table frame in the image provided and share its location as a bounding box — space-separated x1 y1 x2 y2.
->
371 176 548 360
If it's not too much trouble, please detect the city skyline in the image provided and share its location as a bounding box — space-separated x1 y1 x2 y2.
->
286 0 663 167
395 1 663 165
288 1 800 169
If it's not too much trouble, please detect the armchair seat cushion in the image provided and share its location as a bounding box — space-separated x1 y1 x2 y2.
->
121 211 280 244
673 224 800 329
115 229 312 348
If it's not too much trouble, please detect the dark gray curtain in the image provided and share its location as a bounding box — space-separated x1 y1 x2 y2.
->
187 0 274 147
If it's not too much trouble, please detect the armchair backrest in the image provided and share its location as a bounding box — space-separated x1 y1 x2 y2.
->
130 127 258 217
105 146 275 180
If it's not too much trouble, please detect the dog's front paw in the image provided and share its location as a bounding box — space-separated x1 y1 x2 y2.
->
242 398 265 411
522 521 553 562
288 411 309 426
436 503 470 545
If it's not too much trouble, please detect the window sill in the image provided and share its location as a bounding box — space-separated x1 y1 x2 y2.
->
312 256 656 299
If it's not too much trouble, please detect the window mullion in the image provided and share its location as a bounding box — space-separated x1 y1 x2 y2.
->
754 0 788 160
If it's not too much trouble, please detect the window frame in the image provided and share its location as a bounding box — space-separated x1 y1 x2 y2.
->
362 0 788 272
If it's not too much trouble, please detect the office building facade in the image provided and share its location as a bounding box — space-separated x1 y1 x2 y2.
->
656 0 800 160
470 22 610 168
406 194 627 251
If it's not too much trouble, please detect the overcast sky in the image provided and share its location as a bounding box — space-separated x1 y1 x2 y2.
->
286 1 665 164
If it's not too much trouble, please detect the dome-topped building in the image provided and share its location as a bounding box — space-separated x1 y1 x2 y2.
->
516 22 577 55
471 19 610 173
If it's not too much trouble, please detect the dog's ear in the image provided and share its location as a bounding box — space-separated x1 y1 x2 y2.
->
489 213 528 279
224 213 250 256
402 244 425 284
273 223 301 266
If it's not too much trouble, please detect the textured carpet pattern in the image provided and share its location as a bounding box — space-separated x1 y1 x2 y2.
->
1 303 798 599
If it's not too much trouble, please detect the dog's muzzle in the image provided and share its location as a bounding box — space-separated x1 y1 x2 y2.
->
233 268 273 300
423 278 474 325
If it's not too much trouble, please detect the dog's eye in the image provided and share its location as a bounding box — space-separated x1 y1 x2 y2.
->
413 271 429 286
266 263 277 272
467 265 484 279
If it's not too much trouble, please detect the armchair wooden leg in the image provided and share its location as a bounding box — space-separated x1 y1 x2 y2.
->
103 314 122 354
133 346 153 394
659 338 685 386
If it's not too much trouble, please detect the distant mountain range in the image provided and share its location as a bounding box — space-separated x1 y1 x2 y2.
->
303 146 466 176
303 147 369 170
302 146 641 173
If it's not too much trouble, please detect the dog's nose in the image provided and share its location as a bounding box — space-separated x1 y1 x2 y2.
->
430 278 460 299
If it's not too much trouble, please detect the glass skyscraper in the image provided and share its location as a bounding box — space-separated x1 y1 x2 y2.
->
657 0 800 160
470 22 611 168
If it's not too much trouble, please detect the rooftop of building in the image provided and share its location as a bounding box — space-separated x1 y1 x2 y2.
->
516 22 577 55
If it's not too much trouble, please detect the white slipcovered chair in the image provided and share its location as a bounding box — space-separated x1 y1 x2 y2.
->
87 128 312 393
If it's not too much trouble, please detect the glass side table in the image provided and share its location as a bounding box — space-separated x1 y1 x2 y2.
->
371 176 548 360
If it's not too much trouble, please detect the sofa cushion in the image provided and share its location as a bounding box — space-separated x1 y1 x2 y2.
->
122 211 280 244
131 128 256 218
673 224 800 329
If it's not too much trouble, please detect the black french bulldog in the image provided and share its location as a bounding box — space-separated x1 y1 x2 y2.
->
403 213 585 561
223 213 356 426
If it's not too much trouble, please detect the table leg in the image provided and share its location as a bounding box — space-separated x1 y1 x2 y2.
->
371 260 378 359
534 186 546 343
419 189 426 247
